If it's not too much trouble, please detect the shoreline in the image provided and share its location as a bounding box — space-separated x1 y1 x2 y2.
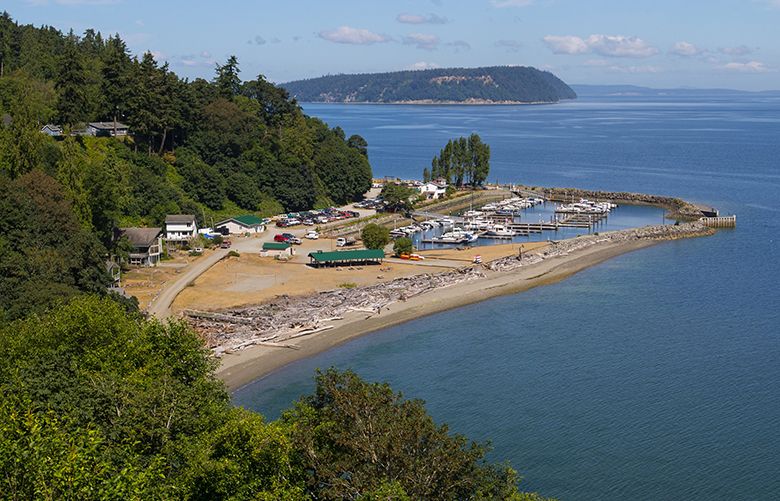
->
218 237 661 391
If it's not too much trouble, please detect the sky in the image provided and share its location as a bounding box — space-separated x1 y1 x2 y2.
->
5 0 780 91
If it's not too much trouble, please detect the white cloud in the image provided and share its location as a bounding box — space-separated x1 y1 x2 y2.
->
722 61 769 72
490 0 533 7
407 61 440 70
318 26 391 45
403 33 440 50
587 34 658 57
719 45 754 56
397 13 448 24
179 52 217 68
670 41 703 57
542 35 589 55
543 34 658 58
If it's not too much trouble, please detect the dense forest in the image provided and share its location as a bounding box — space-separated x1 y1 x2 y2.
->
283 65 577 103
0 12 371 319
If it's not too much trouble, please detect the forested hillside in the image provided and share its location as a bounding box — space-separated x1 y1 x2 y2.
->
0 17 371 217
0 12 371 318
283 65 577 103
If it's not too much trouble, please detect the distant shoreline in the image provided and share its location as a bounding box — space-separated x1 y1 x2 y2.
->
218 223 712 391
300 99 566 106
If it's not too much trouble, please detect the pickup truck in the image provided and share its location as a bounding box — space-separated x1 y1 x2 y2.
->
220 240 232 248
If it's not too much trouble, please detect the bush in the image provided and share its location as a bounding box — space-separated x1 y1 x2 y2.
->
338 282 357 289
361 223 390 250
393 237 413 256
210 234 224 247
227 250 240 258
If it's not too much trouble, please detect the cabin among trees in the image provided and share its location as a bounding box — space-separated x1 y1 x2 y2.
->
119 227 162 266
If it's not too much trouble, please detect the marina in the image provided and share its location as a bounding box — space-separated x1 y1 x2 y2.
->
408 195 634 250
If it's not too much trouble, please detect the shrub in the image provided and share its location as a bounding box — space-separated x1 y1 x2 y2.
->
393 237 413 256
361 223 390 250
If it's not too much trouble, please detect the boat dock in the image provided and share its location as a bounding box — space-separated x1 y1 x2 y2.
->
699 215 736 228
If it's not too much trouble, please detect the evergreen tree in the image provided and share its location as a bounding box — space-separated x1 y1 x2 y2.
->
215 55 241 98
55 33 89 127
100 35 131 124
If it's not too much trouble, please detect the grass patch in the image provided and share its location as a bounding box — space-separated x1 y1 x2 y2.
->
338 282 358 289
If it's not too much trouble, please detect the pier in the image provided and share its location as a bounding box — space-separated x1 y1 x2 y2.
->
699 215 736 228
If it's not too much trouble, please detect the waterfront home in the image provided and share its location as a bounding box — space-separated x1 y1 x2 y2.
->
87 121 129 137
40 124 63 137
165 214 198 242
215 215 266 234
261 241 294 258
119 227 162 267
418 181 447 200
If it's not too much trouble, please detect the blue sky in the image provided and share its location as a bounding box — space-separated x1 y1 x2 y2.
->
6 0 780 90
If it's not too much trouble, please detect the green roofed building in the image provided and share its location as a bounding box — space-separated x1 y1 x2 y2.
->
215 215 266 234
261 241 294 257
308 249 385 267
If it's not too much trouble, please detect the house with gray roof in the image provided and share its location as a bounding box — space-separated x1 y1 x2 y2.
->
119 227 162 266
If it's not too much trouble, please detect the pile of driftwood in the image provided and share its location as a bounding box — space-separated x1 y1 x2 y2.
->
187 267 485 354
488 222 712 272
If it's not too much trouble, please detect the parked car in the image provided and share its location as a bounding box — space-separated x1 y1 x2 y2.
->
282 233 302 244
220 240 232 248
274 234 289 243
305 230 319 240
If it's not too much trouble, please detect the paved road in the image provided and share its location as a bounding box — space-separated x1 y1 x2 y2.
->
146 234 270 319
146 203 376 319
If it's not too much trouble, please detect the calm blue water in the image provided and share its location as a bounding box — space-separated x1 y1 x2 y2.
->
235 96 780 500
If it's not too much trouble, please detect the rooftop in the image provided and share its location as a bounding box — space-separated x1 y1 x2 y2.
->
165 214 196 224
263 242 292 250
120 227 161 247
308 249 385 263
89 121 129 130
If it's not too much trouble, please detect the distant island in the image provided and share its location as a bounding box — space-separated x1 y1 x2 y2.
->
282 66 577 104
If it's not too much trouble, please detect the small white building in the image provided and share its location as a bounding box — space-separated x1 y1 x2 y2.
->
215 215 266 235
40 124 63 137
418 181 447 200
87 121 130 137
260 242 294 257
165 214 198 242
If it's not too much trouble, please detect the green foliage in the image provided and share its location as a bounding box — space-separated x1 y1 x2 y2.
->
429 133 491 187
282 368 526 500
0 298 550 500
380 183 417 213
393 237 414 256
0 170 109 321
283 66 577 103
0 12 373 222
361 223 391 250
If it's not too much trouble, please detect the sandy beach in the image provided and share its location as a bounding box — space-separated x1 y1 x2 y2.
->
217 237 658 390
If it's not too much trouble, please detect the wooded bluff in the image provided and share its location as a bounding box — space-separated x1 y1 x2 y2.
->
283 66 577 104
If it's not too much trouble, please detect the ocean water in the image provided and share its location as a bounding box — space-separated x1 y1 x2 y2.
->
234 96 780 500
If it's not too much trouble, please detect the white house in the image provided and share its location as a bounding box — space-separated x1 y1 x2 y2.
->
40 124 63 137
87 121 129 137
215 215 266 234
418 181 447 200
165 214 198 242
